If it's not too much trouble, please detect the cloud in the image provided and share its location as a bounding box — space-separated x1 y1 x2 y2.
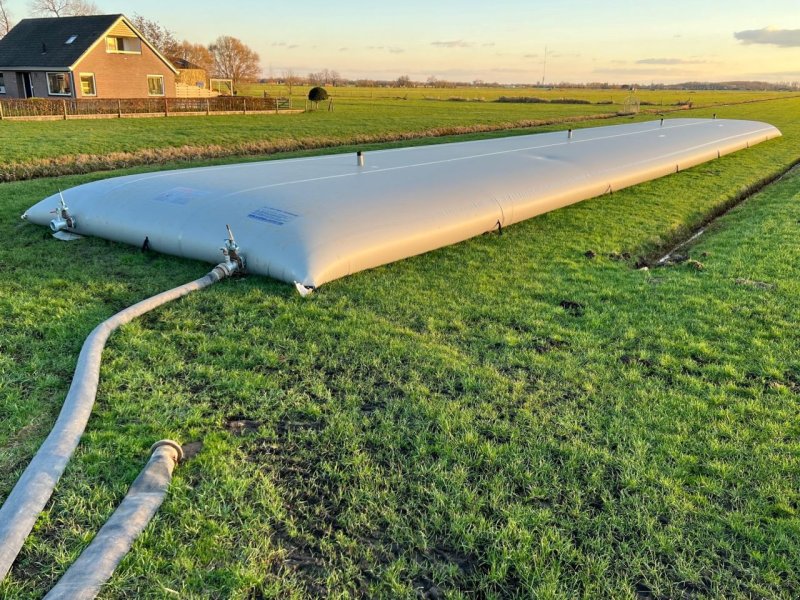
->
339 47 349 52
482 42 496 47
431 40 472 48
592 67 703 77
523 53 539 58
366 46 405 53
288 44 299 50
734 26 800 47
636 58 706 65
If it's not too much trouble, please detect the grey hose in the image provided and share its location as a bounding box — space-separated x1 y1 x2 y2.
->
45 440 183 600
0 263 235 581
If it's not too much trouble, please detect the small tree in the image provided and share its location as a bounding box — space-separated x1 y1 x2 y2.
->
308 86 328 109
209 35 261 89
283 68 299 96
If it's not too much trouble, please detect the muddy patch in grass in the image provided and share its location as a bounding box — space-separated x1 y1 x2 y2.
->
225 417 262 436
559 300 585 317
735 278 775 290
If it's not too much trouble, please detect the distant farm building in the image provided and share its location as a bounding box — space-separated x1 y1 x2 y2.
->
0 14 178 99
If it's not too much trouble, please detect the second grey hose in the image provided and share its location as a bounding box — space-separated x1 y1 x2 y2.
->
45 440 183 600
0 264 233 581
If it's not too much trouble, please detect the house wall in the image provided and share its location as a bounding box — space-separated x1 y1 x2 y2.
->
0 71 19 97
0 70 63 99
74 36 176 98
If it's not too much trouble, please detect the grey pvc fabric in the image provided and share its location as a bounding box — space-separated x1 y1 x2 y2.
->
24 118 780 288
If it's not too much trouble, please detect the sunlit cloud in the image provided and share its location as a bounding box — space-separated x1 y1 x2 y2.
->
636 58 707 65
734 26 800 47
431 40 472 49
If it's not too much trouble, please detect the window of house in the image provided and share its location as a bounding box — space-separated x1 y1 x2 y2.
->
0 73 5 94
80 73 96 96
106 36 142 54
65 35 78 44
47 72 72 96
147 75 165 96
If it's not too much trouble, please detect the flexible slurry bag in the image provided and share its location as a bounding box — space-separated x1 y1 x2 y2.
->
23 118 780 290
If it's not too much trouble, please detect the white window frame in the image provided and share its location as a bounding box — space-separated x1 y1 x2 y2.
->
147 74 165 97
79 73 96 97
106 36 142 54
46 72 72 96
0 73 5 94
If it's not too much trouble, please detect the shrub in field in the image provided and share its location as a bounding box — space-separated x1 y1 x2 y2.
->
308 86 329 104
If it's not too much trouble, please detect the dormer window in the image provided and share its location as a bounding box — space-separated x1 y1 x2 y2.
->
106 36 141 54
66 35 78 44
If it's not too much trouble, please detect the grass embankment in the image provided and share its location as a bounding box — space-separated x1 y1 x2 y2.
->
0 98 798 598
238 84 790 106
0 88 796 182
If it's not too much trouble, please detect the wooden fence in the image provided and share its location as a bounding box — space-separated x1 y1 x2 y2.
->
0 96 295 120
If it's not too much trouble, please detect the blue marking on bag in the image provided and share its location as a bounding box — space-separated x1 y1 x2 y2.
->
248 207 299 225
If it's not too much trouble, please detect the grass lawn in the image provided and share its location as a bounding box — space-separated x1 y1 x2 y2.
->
0 87 796 181
0 98 799 598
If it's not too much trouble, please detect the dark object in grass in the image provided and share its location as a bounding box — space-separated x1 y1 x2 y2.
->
181 441 204 460
559 300 585 316
225 417 262 436
667 253 689 264
141 236 150 253
584 250 596 259
634 581 655 598
686 259 705 271
608 251 631 261
735 278 775 290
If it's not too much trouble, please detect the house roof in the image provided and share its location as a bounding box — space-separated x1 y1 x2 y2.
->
0 14 124 69
0 14 178 74
172 58 203 71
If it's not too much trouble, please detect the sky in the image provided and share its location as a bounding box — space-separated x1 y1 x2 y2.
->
7 0 800 83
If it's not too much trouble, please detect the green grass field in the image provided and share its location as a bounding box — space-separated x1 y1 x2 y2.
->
0 96 799 598
1 87 796 182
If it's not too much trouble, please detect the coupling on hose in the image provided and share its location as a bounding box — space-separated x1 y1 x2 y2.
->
211 224 246 280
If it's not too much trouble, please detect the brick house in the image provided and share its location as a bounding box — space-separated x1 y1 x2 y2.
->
0 14 178 99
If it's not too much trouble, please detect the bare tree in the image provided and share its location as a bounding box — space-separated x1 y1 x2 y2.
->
130 14 178 58
29 0 99 17
209 36 261 88
68 0 98 14
282 68 298 96
0 0 12 37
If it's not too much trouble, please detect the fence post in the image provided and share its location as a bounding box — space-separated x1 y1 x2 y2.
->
243 98 247 115
0 100 5 121
206 98 210 116
164 97 169 117
63 99 68 120
117 99 122 118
